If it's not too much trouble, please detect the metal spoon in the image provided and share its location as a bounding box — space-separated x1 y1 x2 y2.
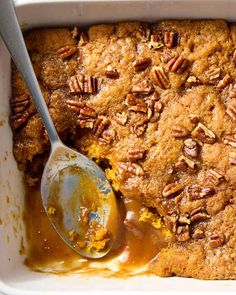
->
0 0 119 258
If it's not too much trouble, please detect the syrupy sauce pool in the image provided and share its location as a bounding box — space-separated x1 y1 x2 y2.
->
24 185 168 277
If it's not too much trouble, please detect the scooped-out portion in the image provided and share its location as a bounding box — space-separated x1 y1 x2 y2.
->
12 20 236 279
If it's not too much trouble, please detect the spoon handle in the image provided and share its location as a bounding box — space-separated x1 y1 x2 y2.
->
0 0 60 146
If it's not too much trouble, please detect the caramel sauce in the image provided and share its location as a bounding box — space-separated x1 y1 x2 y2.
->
24 185 168 277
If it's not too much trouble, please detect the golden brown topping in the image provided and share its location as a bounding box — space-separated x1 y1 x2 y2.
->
147 100 163 122
189 113 200 124
118 162 144 179
206 64 221 81
160 49 175 63
190 207 210 223
93 116 110 137
80 31 89 45
224 133 236 147
176 225 190 242
229 152 236 165
56 45 77 59
175 155 196 170
183 138 199 158
206 169 225 186
148 34 164 49
233 49 236 63
99 129 116 144
131 80 153 94
105 68 119 79
128 147 146 161
68 74 99 94
209 233 225 249
125 94 147 113
133 57 151 72
216 74 232 89
192 228 205 239
164 31 179 49
165 55 188 73
131 121 148 137
114 112 128 125
162 183 183 198
172 124 190 138
150 66 170 89
11 111 30 130
226 104 236 122
186 185 215 201
191 122 216 144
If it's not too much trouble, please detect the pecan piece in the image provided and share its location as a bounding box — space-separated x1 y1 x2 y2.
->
178 214 191 225
11 94 30 114
133 57 151 72
56 45 77 59
114 112 128 126
216 74 232 90
93 116 110 138
162 183 183 198
206 65 221 81
99 129 116 144
192 228 205 240
209 233 225 249
226 104 236 122
147 100 163 122
105 67 119 79
131 121 148 137
125 94 147 113
224 133 236 147
189 114 200 124
128 148 146 161
172 124 190 138
131 80 153 94
190 207 210 223
79 105 97 119
229 83 236 98
164 31 179 49
11 111 30 130
164 215 177 233
175 155 196 170
191 122 216 144
183 138 199 158
135 24 151 43
186 185 215 201
165 55 188 73
78 119 95 129
148 34 164 49
176 225 190 242
118 162 144 180
150 66 170 89
229 152 236 165
206 169 225 186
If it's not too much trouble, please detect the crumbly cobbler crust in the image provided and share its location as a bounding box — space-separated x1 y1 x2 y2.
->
11 20 236 279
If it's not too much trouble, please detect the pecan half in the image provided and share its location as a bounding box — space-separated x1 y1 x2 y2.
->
11 111 30 130
99 129 116 144
148 34 164 49
160 49 175 63
114 112 128 126
118 162 144 180
190 207 210 223
172 124 190 138
176 225 190 242
125 94 147 113
68 74 98 94
183 138 199 158
191 122 216 144
66 99 85 113
216 74 232 90
105 67 119 79
133 57 151 72
164 31 179 49
131 121 148 137
165 55 188 73
11 94 30 114
175 155 196 170
206 169 225 186
150 66 170 89
79 105 97 119
93 116 110 137
209 233 225 249
206 65 221 81
78 119 94 129
186 185 215 200
162 183 183 198
56 45 77 59
131 80 153 94
229 152 236 165
226 104 236 122
224 133 236 147
128 148 146 161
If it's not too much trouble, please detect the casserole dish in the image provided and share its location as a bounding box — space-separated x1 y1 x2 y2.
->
0 1 236 294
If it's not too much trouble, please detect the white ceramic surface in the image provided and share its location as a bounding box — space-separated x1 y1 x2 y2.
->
0 1 236 294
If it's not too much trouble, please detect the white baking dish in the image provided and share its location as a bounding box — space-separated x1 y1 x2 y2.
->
0 1 236 294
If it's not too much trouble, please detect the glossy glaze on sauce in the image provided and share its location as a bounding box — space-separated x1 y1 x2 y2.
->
24 185 168 276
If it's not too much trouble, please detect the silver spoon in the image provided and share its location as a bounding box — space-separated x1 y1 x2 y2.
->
0 0 119 259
